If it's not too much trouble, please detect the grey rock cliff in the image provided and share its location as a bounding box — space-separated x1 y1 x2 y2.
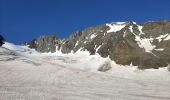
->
26 35 62 53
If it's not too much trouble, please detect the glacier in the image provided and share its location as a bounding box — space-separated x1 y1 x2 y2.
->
0 42 170 100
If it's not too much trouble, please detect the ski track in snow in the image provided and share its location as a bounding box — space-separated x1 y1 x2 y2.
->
0 44 170 100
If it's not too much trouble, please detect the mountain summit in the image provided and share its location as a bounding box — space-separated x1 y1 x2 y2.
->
27 20 170 69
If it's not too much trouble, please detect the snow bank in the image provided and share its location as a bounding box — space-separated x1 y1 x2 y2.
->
2 42 39 55
106 22 126 33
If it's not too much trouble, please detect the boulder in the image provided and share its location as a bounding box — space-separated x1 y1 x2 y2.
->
98 61 112 72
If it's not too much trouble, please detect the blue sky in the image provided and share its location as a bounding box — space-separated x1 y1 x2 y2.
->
0 0 170 44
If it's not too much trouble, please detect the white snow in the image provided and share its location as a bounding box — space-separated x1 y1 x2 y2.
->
90 33 97 39
130 29 155 52
2 42 39 55
123 31 126 37
164 34 170 41
129 26 156 53
137 25 145 35
75 41 79 47
154 48 164 51
132 21 137 24
95 45 101 52
124 23 170 55
0 42 170 100
106 22 126 33
156 34 169 42
151 33 170 42
137 38 155 52
103 32 106 36
129 26 133 33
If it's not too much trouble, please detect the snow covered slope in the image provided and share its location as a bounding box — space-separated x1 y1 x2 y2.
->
0 42 170 100
2 42 39 55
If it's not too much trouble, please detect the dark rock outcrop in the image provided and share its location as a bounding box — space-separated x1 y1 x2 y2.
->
27 20 170 69
0 35 5 47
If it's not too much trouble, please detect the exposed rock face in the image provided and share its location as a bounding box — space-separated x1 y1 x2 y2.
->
0 35 5 47
27 20 170 69
26 35 61 53
61 31 83 53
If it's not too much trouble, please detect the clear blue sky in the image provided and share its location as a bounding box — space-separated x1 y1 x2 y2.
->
0 0 170 44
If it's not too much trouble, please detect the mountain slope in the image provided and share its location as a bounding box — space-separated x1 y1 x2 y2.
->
27 20 170 69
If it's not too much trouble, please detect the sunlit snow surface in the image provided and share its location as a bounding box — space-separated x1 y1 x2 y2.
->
106 22 126 33
164 34 170 41
0 42 170 100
